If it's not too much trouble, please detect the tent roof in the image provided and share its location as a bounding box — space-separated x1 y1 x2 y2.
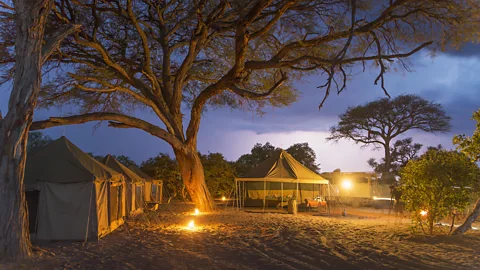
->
103 155 144 184
25 136 123 185
236 150 329 184
127 165 163 184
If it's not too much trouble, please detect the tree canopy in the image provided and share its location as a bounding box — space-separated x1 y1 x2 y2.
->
235 142 320 176
328 94 450 182
453 109 480 162
400 149 480 235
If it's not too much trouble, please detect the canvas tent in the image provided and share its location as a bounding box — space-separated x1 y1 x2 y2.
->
24 137 125 241
235 150 330 208
128 165 163 204
103 155 145 217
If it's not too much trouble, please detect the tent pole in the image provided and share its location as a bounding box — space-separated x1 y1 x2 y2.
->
296 182 299 201
281 182 283 211
263 181 266 213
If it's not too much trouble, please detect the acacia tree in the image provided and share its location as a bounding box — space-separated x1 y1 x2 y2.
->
452 109 480 235
328 94 451 183
27 1 479 211
367 137 422 176
0 0 78 259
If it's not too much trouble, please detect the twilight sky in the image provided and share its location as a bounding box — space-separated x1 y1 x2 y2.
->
1 46 479 172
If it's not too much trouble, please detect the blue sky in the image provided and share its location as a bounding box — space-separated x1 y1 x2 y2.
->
1 47 479 172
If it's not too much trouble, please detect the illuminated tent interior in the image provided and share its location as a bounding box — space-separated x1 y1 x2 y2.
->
103 155 145 217
128 164 163 204
235 150 330 208
24 137 125 241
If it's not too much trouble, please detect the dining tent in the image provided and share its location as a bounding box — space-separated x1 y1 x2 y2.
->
128 165 163 204
103 155 145 217
235 150 330 208
24 137 125 241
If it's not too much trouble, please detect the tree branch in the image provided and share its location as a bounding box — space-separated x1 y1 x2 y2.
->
30 112 185 150
42 24 81 64
228 72 287 100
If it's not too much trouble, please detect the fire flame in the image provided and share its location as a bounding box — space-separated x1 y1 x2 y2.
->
420 210 428 216
222 196 226 201
188 220 195 229
193 208 200 215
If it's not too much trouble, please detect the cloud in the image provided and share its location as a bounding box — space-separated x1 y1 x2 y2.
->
441 43 480 58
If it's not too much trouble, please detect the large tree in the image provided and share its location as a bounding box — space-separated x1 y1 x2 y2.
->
452 109 480 235
328 94 451 183
27 1 479 211
0 0 78 260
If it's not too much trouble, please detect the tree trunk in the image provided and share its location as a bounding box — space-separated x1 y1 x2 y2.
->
174 148 216 212
453 198 480 235
383 140 393 184
0 0 52 260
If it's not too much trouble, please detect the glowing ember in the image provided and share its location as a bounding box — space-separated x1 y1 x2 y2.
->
420 210 428 216
193 208 200 215
188 220 195 229
222 196 226 201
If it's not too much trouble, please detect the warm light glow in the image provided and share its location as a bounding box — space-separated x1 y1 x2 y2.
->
341 179 353 190
188 220 195 229
420 210 428 216
222 196 226 201
193 208 200 216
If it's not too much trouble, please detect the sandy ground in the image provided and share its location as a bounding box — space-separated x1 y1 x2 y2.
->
2 203 480 270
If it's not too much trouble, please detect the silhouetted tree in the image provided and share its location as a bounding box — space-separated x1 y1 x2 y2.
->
328 95 451 183
27 131 53 153
287 142 320 172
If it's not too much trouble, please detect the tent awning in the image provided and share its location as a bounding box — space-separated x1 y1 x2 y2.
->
235 177 329 184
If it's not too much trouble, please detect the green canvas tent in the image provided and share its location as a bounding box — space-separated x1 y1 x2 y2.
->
24 137 125 241
128 165 163 204
103 155 145 217
235 150 330 208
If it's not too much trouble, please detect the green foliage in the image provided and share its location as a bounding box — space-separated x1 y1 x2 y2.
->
453 109 480 162
27 132 53 153
400 149 480 234
87 152 104 162
141 152 236 201
141 153 184 201
234 142 320 176
200 153 235 198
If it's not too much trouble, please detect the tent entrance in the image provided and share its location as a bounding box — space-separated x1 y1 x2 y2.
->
26 190 40 233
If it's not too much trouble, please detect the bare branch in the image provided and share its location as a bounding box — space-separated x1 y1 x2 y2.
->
42 24 81 64
228 72 287 100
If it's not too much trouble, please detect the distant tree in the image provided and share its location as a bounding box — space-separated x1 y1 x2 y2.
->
368 138 422 176
400 149 480 235
452 109 480 235
235 142 279 176
27 132 53 153
141 153 184 202
87 152 104 162
200 153 235 198
286 143 320 172
113 155 137 168
28 1 480 212
235 142 321 176
328 95 451 183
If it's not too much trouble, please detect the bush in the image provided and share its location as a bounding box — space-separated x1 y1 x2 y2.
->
400 149 480 234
